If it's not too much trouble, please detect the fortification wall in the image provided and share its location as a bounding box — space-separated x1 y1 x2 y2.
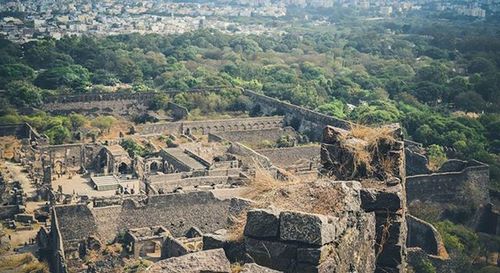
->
215 127 297 147
54 192 240 246
256 145 320 168
407 161 490 206
181 116 284 135
242 90 351 138
167 102 189 121
43 99 149 116
407 215 447 257
138 116 284 136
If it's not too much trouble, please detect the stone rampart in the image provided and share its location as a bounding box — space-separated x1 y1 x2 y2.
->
243 90 351 139
407 215 448 257
138 116 284 136
406 160 490 207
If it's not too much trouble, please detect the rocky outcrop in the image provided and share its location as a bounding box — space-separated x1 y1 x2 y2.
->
146 248 231 273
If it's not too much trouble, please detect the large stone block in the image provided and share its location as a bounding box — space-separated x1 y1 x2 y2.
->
244 209 280 238
279 211 336 246
360 185 404 212
245 237 298 272
146 248 231 273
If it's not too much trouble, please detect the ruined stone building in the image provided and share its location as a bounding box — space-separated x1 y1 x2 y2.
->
0 88 493 273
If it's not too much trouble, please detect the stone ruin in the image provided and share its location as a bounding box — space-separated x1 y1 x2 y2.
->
0 89 490 272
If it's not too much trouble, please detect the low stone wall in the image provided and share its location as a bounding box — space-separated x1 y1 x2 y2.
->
227 142 272 169
53 192 247 249
256 145 320 168
215 127 297 147
407 215 447 257
407 160 490 207
167 102 189 121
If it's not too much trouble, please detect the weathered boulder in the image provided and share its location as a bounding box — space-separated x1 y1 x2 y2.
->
146 248 231 273
240 263 283 273
244 208 280 238
279 211 336 246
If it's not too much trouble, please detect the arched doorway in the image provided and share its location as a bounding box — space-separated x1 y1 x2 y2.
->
118 162 128 174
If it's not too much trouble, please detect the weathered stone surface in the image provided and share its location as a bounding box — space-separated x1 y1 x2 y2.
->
203 231 251 263
244 209 280 238
360 185 404 212
146 248 231 273
297 245 332 265
240 263 282 273
245 237 297 272
279 211 336 246
185 226 203 238
318 212 376 273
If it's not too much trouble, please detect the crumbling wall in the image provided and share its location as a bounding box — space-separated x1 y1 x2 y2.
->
215 127 297 147
321 125 408 273
167 102 189 121
406 161 490 207
0 123 42 141
243 90 350 140
407 215 448 257
241 181 377 273
256 145 320 169
54 192 245 249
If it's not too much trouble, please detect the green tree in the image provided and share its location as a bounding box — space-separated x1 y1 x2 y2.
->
45 125 71 144
34 65 91 91
69 113 87 130
90 116 115 133
0 64 35 88
5 81 43 107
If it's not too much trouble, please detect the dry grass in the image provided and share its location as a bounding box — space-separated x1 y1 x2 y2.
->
231 263 243 273
0 253 49 273
226 212 247 242
337 125 397 178
240 165 346 215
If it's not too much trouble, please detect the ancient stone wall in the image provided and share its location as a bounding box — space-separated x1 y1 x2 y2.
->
406 215 448 257
321 125 408 273
406 160 490 207
167 102 189 121
243 90 350 139
53 192 245 252
241 181 377 273
256 145 320 169
181 116 284 136
214 127 297 147
138 116 284 136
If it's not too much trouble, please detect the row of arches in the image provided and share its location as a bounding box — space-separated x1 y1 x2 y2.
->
184 120 282 135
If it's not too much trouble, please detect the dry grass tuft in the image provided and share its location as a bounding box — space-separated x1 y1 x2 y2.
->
231 263 243 273
226 212 247 242
240 165 346 215
0 253 49 273
338 125 397 178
